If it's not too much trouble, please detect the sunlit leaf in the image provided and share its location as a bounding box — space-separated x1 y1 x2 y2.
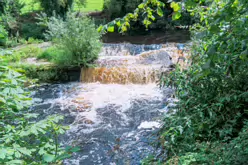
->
172 12 181 20
157 7 163 17
138 3 145 9
97 25 103 32
107 26 115 32
43 154 55 162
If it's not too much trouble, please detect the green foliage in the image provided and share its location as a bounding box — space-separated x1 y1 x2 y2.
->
76 0 103 12
100 0 167 32
155 0 248 164
0 0 23 16
13 63 80 82
3 46 42 63
103 0 123 19
21 22 46 40
112 0 248 164
100 0 195 33
142 155 162 165
0 62 79 164
37 46 73 66
37 46 58 61
103 0 143 19
38 0 74 17
44 12 102 67
21 0 99 14
19 64 59 82
0 24 8 46
0 0 23 37
26 37 43 44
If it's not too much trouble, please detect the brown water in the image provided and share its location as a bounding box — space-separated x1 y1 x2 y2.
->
80 43 190 84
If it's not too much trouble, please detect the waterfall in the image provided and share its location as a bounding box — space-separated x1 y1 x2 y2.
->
30 43 188 165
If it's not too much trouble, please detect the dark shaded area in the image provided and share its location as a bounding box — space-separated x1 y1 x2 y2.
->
103 30 190 44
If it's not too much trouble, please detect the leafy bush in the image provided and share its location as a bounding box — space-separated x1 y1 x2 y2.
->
103 0 124 19
102 0 195 31
0 0 23 16
155 0 248 164
0 0 23 37
38 0 73 17
45 12 102 67
0 24 8 46
0 61 79 164
111 0 248 164
21 22 46 40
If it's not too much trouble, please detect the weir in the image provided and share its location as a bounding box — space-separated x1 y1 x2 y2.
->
31 43 189 165
80 43 187 84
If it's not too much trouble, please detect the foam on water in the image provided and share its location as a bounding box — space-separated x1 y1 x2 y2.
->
30 43 185 164
138 121 161 129
31 82 168 164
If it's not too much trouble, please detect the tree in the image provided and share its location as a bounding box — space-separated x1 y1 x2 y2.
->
37 0 87 17
102 0 248 164
37 0 72 17
0 0 23 16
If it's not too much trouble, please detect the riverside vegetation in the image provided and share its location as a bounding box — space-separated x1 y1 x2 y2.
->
0 58 81 164
1 0 248 164
102 0 248 164
0 0 101 164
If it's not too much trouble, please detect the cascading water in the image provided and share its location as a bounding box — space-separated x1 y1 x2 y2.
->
30 42 188 165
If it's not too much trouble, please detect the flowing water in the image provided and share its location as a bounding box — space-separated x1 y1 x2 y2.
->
30 40 189 164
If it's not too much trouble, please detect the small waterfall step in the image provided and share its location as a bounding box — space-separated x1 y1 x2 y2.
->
81 43 189 84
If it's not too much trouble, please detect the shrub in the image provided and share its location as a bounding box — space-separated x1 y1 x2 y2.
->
0 0 23 16
156 0 248 164
21 22 46 40
0 24 8 46
103 0 124 19
45 12 102 67
102 0 195 30
38 0 73 17
0 0 23 37
111 0 248 164
0 62 79 164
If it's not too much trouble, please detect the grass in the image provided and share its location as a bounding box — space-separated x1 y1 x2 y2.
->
75 0 104 12
20 0 104 14
3 46 42 63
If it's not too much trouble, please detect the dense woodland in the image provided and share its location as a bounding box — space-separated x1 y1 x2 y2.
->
0 0 247 164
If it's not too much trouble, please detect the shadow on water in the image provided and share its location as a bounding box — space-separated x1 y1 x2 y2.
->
102 30 190 44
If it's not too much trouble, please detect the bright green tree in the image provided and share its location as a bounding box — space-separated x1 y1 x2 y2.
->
37 0 86 17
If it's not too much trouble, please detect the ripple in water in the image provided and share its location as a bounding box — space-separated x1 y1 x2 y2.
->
31 82 171 165
30 43 181 164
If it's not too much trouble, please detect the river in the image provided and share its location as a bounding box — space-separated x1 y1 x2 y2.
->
30 31 190 165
